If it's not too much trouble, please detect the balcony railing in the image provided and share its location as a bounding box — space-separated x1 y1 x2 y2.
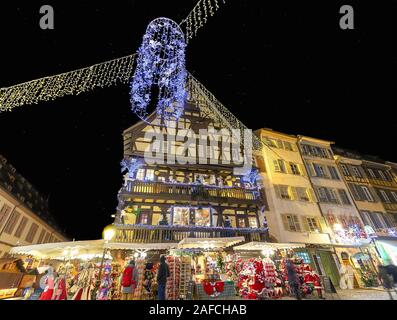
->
113 224 268 244
121 180 262 203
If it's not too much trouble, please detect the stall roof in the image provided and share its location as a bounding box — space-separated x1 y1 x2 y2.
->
177 237 245 249
106 242 177 250
9 240 106 260
233 242 306 251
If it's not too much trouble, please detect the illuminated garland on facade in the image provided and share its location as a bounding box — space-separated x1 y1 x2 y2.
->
130 18 187 123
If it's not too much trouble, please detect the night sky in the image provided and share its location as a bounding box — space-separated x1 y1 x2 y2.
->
0 1 395 240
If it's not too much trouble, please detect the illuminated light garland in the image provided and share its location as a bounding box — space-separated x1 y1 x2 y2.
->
0 0 227 112
130 18 187 123
181 0 227 43
0 55 136 112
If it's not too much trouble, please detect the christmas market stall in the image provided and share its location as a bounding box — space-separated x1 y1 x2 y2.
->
231 242 324 300
9 240 117 300
170 237 245 300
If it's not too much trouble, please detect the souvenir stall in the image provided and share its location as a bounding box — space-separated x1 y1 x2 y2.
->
106 242 177 300
174 237 245 300
9 240 115 300
231 242 323 299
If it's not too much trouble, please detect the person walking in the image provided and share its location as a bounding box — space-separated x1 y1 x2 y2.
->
157 255 170 300
286 260 302 300
378 265 395 300
121 260 138 300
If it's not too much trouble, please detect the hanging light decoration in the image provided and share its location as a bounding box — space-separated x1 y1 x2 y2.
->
130 18 187 124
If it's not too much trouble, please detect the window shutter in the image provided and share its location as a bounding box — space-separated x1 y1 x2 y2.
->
308 188 317 203
273 160 280 172
302 216 311 232
289 186 299 201
348 183 360 201
293 215 302 232
274 185 282 199
305 163 315 177
299 164 306 176
286 163 293 174
281 214 290 231
317 217 325 232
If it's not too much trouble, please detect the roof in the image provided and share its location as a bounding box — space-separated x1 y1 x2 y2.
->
0 155 64 236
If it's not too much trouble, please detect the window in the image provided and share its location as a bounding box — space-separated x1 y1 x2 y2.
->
37 229 45 244
195 208 211 227
380 190 391 203
320 148 330 159
367 169 376 179
340 165 350 176
296 252 311 264
297 188 310 202
283 141 293 151
360 212 374 229
306 217 320 232
317 187 328 203
43 232 51 244
173 207 190 226
338 189 351 205
0 204 12 228
248 217 258 228
276 140 284 149
283 214 301 232
290 163 301 175
25 223 39 243
3 211 21 235
145 169 155 181
278 185 291 200
328 189 339 204
136 169 145 181
313 164 327 177
305 163 315 177
352 167 362 178
391 192 397 203
378 170 387 180
14 216 28 238
328 166 340 180
273 159 286 173
361 187 374 202
237 218 246 228
139 213 150 225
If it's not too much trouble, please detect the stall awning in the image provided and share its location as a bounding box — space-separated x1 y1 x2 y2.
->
9 240 106 260
106 242 177 251
233 242 306 251
177 237 245 249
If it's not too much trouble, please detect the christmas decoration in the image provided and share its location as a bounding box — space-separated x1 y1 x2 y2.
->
121 157 144 179
130 18 187 123
202 280 225 297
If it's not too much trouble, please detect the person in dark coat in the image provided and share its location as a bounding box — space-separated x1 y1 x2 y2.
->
379 265 396 300
157 255 170 300
286 260 302 300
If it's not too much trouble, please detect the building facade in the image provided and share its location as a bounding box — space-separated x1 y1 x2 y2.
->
112 95 267 244
0 155 66 257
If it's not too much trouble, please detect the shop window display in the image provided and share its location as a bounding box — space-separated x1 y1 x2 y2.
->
173 207 190 226
194 208 211 226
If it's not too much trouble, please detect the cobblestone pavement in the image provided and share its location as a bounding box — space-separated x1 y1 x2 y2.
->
281 288 397 300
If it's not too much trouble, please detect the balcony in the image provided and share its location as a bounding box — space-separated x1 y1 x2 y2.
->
113 224 268 244
120 180 263 205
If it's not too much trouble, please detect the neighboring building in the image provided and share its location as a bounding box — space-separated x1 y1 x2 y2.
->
0 155 67 257
333 147 397 236
112 91 267 244
297 136 370 287
255 129 331 245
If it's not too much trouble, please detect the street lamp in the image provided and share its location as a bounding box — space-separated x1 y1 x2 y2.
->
93 224 116 299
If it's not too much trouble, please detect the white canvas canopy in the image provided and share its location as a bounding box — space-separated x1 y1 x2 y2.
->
177 237 245 249
233 242 306 251
10 240 178 260
9 240 107 260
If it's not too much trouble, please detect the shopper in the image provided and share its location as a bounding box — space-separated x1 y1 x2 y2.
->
121 260 138 300
286 260 302 300
157 255 170 300
378 265 395 300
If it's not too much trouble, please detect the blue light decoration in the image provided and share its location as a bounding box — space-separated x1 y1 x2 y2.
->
121 157 144 178
130 18 187 123
242 169 261 186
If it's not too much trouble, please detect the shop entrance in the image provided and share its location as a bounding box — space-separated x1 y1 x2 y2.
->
317 251 340 288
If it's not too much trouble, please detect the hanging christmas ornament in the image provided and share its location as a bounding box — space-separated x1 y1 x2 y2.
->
130 18 187 124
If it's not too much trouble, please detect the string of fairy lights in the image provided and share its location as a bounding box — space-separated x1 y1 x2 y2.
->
0 0 226 113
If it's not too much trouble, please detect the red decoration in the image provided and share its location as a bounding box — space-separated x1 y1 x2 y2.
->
202 280 225 297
